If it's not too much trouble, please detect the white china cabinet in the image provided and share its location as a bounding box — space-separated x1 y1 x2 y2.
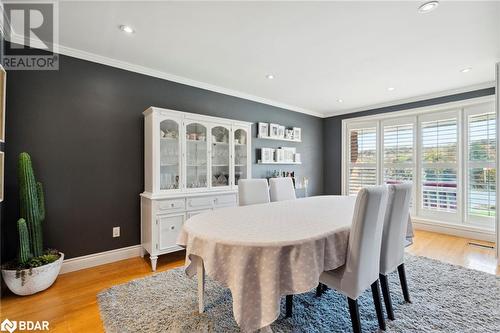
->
141 107 252 271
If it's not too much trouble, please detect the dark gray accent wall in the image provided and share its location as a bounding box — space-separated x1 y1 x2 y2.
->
323 87 495 195
2 43 323 260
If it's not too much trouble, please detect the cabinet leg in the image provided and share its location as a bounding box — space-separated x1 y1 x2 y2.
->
150 256 158 272
140 247 146 258
197 258 205 314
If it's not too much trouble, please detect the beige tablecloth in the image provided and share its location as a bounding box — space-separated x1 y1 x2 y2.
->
177 196 357 331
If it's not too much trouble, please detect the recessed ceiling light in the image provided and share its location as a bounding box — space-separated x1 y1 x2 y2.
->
337 98 344 103
460 67 472 73
418 1 439 13
387 87 395 91
119 25 135 34
265 74 275 80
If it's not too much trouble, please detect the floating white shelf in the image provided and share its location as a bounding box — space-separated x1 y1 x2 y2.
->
257 135 301 143
257 161 302 165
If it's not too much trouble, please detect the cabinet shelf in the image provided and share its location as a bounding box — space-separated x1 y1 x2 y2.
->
257 135 301 143
257 161 302 165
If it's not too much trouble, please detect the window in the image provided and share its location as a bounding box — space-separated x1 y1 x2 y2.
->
466 105 496 226
383 119 416 212
342 99 496 231
420 112 458 219
383 120 415 184
347 125 377 196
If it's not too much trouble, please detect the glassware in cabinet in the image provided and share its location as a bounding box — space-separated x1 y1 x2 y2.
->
211 126 230 187
234 128 248 185
159 119 180 190
186 122 208 189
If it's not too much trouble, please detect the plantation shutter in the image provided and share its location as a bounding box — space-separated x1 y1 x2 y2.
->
420 114 458 215
383 123 414 183
348 126 377 195
467 109 496 222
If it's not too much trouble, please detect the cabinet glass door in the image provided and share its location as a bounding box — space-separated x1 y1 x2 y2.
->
186 123 208 189
160 119 180 190
234 128 248 185
211 126 230 187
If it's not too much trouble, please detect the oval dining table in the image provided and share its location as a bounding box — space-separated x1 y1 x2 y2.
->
177 195 413 332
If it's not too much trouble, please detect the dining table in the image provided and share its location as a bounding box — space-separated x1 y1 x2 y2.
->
176 195 414 332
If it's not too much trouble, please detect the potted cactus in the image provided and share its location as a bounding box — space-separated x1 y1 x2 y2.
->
1 152 63 296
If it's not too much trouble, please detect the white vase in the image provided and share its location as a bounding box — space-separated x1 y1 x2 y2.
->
1 253 64 296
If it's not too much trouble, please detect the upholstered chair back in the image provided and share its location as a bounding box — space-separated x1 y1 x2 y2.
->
238 179 270 206
379 183 412 275
269 177 296 202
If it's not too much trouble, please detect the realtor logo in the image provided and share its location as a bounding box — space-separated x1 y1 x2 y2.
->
0 1 59 70
0 318 49 332
0 319 17 333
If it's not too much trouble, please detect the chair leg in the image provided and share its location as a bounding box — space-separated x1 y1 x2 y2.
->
285 295 293 317
371 280 386 331
347 297 361 333
316 283 324 297
397 264 411 303
379 274 395 320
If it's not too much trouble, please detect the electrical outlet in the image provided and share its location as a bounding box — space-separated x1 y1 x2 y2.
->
113 227 120 238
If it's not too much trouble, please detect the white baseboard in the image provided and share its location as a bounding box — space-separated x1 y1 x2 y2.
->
60 245 142 274
412 219 496 243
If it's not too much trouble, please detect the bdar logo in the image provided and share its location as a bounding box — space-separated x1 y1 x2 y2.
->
0 319 17 333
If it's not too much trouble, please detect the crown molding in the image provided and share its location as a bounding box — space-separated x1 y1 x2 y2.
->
323 81 496 118
6 32 324 118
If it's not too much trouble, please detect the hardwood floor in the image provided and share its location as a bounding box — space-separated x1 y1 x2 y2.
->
1 230 498 332
406 230 499 275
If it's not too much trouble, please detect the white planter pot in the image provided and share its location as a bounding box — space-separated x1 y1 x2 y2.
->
1 253 64 296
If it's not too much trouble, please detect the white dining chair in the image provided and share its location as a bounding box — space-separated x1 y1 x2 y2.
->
314 185 390 333
238 179 270 206
269 177 296 202
379 183 412 321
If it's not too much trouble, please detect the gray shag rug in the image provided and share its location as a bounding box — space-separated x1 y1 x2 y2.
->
97 255 500 332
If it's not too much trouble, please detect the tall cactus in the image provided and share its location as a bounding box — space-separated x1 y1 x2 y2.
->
17 218 32 264
18 152 45 257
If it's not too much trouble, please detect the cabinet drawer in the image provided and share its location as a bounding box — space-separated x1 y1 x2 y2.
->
187 196 214 209
158 213 185 251
187 209 211 219
214 194 237 208
157 199 185 212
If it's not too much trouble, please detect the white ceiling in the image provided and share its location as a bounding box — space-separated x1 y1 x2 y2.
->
19 1 500 117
